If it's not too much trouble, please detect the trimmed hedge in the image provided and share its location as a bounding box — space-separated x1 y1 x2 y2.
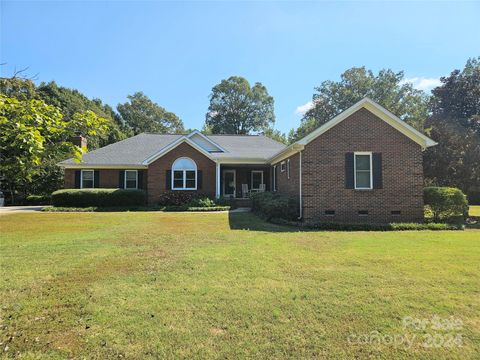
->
269 217 463 231
250 192 299 221
42 205 230 212
25 194 51 205
424 187 468 222
51 189 146 207
157 191 209 206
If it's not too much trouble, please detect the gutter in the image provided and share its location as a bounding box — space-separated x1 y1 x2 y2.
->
268 143 304 165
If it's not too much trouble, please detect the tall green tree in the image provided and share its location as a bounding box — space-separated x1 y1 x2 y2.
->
37 81 127 148
117 92 184 135
290 67 429 142
205 76 275 134
424 57 480 203
0 95 109 203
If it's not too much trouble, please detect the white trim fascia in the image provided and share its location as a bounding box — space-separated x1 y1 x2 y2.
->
297 98 437 149
187 130 227 152
142 136 215 165
268 144 305 164
215 158 269 165
61 164 148 169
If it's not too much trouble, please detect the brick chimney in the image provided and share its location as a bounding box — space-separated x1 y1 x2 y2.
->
71 135 87 150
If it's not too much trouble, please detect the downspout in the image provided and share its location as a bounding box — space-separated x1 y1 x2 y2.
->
298 151 303 220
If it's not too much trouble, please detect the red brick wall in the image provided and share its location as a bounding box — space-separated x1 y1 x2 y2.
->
63 169 147 190
272 153 300 198
147 142 216 204
300 108 424 223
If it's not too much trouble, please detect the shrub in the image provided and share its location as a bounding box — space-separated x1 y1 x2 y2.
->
305 222 462 231
51 189 146 207
157 191 208 206
188 197 217 208
25 194 51 205
424 187 468 222
250 192 299 221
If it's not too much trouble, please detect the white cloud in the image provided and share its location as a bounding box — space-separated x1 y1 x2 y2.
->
401 77 441 92
295 101 314 115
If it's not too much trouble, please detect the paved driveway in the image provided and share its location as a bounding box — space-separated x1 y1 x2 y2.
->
0 206 44 215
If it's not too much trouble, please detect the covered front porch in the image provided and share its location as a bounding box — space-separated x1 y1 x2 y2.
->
215 164 271 199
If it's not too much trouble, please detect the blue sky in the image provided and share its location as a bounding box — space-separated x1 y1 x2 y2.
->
1 1 479 133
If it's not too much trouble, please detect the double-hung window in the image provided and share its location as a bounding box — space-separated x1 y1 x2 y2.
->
251 170 264 190
125 170 138 189
81 170 94 189
172 157 197 190
354 152 372 189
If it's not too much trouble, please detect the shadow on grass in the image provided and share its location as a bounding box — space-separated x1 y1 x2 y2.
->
228 211 299 233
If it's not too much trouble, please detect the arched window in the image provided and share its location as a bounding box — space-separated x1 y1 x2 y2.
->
172 157 197 190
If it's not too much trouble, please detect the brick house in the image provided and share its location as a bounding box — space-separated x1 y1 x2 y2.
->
59 98 436 223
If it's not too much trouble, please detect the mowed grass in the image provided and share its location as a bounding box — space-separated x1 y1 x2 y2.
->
1 212 479 359
470 205 480 217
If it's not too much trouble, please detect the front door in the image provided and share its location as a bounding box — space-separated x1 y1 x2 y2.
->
223 170 236 197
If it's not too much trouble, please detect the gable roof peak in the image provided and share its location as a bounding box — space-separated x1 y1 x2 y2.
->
296 97 437 149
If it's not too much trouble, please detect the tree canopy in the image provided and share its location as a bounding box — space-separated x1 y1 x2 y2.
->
205 76 275 134
0 95 109 202
424 57 480 203
117 92 184 135
290 67 429 142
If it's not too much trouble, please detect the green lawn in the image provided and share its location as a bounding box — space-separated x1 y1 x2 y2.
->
1 212 479 359
470 205 480 217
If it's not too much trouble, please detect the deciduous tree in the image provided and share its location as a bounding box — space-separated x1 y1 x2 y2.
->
290 67 429 142
205 76 275 134
117 92 184 135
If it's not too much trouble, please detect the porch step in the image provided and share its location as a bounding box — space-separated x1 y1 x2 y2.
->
231 198 252 207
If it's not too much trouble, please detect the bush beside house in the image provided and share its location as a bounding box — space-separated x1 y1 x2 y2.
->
51 189 146 207
424 186 468 222
250 192 299 221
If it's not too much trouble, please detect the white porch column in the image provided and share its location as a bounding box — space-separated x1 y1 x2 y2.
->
215 162 221 198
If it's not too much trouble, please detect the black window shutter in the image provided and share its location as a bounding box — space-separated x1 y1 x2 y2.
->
94 170 100 188
137 170 144 189
166 170 171 190
197 170 202 189
373 153 383 189
74 170 81 188
345 153 354 189
119 171 125 189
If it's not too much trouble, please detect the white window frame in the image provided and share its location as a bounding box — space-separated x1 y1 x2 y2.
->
280 161 286 172
287 159 291 179
172 157 197 190
80 169 94 189
251 170 264 191
354 152 373 190
124 170 138 189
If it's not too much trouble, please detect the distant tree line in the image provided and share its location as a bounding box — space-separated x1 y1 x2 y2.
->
1 57 479 203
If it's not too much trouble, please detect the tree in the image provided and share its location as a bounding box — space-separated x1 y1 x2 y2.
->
424 57 480 203
262 128 288 144
290 67 429 141
117 92 184 135
37 81 127 148
0 95 109 203
205 76 275 134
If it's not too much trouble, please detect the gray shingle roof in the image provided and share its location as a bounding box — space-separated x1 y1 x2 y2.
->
59 133 286 166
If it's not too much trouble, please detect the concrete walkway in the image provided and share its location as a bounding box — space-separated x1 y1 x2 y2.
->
0 206 44 215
